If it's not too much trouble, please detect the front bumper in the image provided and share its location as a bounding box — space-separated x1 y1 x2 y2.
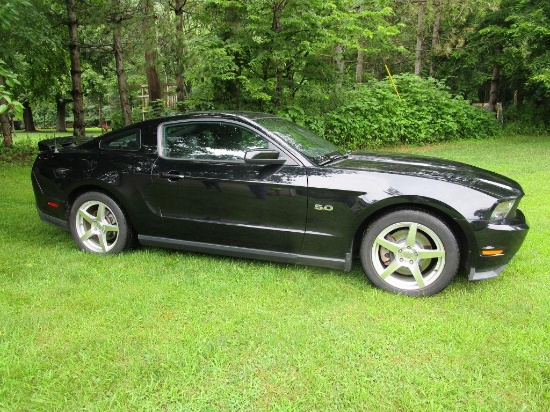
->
467 209 529 281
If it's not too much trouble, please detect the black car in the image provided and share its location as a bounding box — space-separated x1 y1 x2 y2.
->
31 112 529 296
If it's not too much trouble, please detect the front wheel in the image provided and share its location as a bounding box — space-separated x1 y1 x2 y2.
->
69 191 133 254
360 210 459 296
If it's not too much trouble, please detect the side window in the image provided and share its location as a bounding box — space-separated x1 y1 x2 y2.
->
100 130 141 151
162 122 269 161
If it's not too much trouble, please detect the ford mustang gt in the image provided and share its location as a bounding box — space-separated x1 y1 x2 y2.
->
31 112 529 296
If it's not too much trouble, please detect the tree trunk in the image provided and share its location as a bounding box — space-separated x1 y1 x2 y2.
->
0 110 11 146
145 52 162 102
113 0 132 126
56 96 68 132
0 110 12 148
174 0 187 111
488 64 501 111
414 1 425 76
272 1 287 109
355 37 366 84
23 101 37 132
429 6 441 78
142 0 162 107
334 44 345 86
487 45 503 110
66 0 85 137
0 77 13 146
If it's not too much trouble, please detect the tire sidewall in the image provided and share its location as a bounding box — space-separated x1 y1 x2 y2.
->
360 210 459 296
69 191 131 254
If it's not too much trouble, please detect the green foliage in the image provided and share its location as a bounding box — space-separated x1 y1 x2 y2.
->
502 102 550 135
505 0 550 92
0 59 24 120
436 0 550 126
0 138 37 161
3 0 548 136
287 74 498 150
187 0 400 112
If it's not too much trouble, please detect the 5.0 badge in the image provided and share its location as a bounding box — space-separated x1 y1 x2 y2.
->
314 204 334 211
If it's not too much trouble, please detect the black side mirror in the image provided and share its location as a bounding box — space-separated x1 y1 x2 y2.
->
244 149 287 165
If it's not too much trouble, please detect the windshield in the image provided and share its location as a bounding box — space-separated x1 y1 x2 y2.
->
256 117 342 165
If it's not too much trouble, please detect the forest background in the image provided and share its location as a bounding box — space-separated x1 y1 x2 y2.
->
1 0 549 150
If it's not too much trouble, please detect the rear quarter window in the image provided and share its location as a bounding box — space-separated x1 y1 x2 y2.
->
99 130 141 151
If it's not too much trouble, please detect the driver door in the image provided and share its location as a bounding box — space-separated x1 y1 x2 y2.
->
151 119 308 253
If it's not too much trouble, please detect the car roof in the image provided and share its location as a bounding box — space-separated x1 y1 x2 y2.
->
135 111 280 128
78 111 284 150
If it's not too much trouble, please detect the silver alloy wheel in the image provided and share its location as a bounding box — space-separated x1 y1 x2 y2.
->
371 221 446 291
74 200 120 253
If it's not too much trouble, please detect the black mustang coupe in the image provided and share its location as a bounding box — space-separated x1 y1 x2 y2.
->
31 112 529 296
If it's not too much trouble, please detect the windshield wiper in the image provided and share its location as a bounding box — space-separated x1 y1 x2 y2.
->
318 152 350 166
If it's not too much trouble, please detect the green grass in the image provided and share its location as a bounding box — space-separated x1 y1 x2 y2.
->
1 135 549 411
10 128 103 143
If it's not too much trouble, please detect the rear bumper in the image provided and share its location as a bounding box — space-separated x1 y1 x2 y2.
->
37 208 69 231
32 169 70 230
467 209 528 281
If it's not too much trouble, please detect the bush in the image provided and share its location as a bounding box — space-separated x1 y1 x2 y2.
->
502 102 550 135
285 74 499 150
0 140 38 162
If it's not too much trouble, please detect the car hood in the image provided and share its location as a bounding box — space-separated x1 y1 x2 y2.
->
333 152 524 199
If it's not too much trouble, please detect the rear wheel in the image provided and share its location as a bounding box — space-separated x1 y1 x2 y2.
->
69 192 133 254
360 210 459 296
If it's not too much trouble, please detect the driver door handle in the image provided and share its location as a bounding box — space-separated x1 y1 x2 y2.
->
159 171 185 181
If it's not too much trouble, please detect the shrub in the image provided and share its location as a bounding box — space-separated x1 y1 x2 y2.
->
502 102 550 135
0 140 38 162
286 74 499 150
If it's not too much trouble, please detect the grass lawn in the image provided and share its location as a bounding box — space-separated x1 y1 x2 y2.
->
10 128 103 144
1 135 549 411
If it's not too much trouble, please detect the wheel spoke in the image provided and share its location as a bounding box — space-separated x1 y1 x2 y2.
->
417 248 445 259
78 208 95 224
406 223 418 247
375 235 399 252
410 263 426 288
97 202 106 221
379 258 403 280
98 232 109 252
80 229 94 241
103 224 119 233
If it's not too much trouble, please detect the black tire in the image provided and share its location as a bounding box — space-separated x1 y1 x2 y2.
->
360 210 459 296
69 191 134 254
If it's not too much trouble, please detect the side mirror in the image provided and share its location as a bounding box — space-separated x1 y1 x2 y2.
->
244 149 286 165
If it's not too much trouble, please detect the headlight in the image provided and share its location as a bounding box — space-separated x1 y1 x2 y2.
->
490 200 515 222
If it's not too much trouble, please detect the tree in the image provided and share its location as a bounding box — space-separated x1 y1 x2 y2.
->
141 0 162 110
414 1 425 76
506 0 550 92
0 0 29 145
329 1 399 85
112 0 133 125
429 1 441 77
172 0 189 109
0 66 24 146
65 0 86 136
22 101 37 132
